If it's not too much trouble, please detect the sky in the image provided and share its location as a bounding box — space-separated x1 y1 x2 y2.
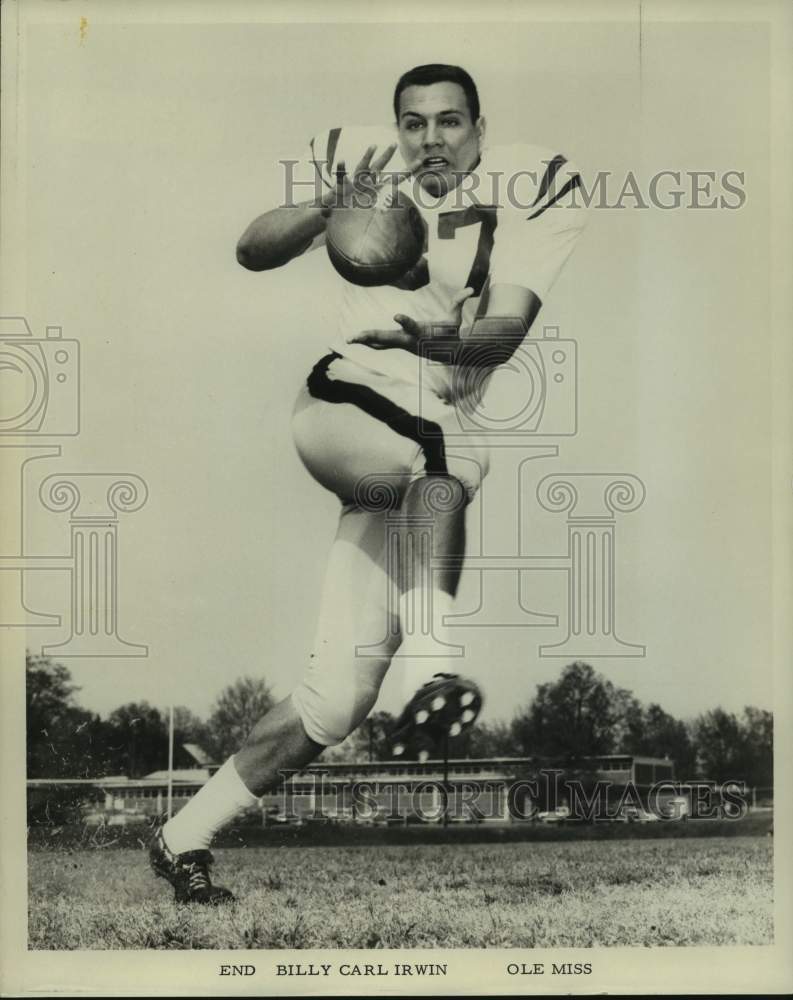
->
5 5 778 728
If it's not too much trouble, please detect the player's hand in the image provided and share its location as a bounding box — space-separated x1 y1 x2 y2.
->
321 144 399 212
348 288 474 354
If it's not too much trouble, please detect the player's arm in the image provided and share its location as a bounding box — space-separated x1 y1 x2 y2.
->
455 282 542 368
236 198 329 272
349 283 540 368
236 143 397 272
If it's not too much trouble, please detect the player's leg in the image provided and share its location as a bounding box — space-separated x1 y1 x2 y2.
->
149 698 317 905
289 500 401 748
152 510 396 902
152 388 403 903
295 352 491 757
235 696 321 794
391 414 489 758
398 472 467 666
158 696 321 852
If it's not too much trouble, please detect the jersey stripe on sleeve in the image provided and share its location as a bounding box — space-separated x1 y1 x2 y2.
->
309 134 332 190
326 127 342 174
527 173 582 220
531 153 568 207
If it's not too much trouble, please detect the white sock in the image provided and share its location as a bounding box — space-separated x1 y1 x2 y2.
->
161 756 260 855
398 588 458 698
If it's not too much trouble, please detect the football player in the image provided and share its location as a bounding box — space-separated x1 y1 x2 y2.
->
150 63 588 903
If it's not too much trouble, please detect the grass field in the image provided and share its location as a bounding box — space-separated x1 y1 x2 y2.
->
29 835 773 950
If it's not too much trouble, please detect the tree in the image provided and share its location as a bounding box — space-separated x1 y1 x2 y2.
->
170 705 213 754
510 661 626 759
26 651 110 779
618 701 697 778
611 692 646 752
206 676 275 761
739 706 772 788
692 708 746 783
26 652 77 723
507 662 701 780
451 719 517 758
105 701 169 778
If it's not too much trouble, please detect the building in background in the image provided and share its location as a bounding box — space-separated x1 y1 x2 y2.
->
27 752 693 826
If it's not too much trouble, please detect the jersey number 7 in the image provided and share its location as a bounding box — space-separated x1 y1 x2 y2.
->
389 206 498 295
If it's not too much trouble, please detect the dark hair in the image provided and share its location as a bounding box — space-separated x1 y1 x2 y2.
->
393 64 480 123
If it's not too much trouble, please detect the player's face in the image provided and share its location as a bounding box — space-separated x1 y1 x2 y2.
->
397 82 484 197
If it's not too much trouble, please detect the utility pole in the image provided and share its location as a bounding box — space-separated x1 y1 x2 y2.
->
167 705 174 819
442 731 450 828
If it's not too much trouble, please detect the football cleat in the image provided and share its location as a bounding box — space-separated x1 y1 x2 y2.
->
149 827 235 905
390 673 483 758
391 726 439 763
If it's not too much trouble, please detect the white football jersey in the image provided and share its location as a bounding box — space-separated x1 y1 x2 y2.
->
298 125 589 399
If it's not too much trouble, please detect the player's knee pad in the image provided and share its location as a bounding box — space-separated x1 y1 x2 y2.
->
409 450 490 507
447 429 491 501
291 654 389 747
447 450 490 502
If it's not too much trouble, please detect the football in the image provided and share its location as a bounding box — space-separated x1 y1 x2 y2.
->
325 191 425 286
